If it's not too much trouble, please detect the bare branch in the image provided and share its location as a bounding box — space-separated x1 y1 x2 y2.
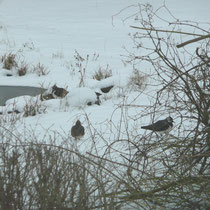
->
130 25 204 36
177 34 210 48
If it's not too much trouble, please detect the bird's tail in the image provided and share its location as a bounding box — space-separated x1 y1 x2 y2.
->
141 126 150 129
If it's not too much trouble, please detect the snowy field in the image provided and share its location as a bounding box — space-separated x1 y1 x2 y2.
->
0 0 209 151
0 0 209 208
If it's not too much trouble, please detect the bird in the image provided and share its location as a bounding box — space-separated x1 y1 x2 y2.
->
95 92 102 105
52 84 69 98
101 85 114 93
71 120 85 139
141 117 174 132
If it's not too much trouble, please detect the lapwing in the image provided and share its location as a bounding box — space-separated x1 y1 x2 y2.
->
141 117 173 132
71 120 85 140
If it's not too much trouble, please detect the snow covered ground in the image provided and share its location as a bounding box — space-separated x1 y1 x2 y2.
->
0 0 209 153
0 1 209 209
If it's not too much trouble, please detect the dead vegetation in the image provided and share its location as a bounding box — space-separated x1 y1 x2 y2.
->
1 53 18 70
0 53 49 77
127 68 145 91
23 102 46 117
92 65 113 81
32 62 50 76
18 62 28 76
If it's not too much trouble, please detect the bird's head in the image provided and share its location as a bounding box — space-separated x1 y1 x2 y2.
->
76 120 81 126
166 117 173 123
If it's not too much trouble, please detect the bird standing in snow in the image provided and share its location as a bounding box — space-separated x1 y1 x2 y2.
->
141 117 174 132
71 120 85 140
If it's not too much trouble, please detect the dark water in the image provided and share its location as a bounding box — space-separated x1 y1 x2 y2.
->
0 86 45 106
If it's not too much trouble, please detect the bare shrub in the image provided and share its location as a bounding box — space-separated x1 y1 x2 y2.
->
107 3 210 209
0 124 122 210
0 147 26 210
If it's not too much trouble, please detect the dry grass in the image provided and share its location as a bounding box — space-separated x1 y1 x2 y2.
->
92 65 112 81
32 62 50 76
23 101 46 117
18 62 28 76
1 53 18 70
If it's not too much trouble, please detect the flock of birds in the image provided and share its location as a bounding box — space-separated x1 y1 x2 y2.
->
39 84 174 140
71 116 174 140
48 85 173 139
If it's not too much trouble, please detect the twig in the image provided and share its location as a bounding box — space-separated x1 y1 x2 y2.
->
159 60 210 92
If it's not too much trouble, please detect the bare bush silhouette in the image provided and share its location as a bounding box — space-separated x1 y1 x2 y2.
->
105 3 210 209
0 123 122 210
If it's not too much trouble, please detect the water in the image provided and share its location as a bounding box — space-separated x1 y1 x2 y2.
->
0 86 45 106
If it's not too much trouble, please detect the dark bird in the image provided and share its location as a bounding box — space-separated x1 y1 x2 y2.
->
141 117 173 132
101 85 114 93
95 92 102 105
71 120 85 139
87 92 102 106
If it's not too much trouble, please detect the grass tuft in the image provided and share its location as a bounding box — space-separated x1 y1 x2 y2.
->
92 65 112 81
1 53 18 70
32 62 50 76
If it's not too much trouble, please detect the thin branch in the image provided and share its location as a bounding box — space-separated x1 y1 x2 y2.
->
119 176 210 200
177 34 210 48
130 25 204 37
159 60 210 92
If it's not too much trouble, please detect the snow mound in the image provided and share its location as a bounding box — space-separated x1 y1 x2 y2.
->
61 87 98 108
1 95 40 113
89 74 130 91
